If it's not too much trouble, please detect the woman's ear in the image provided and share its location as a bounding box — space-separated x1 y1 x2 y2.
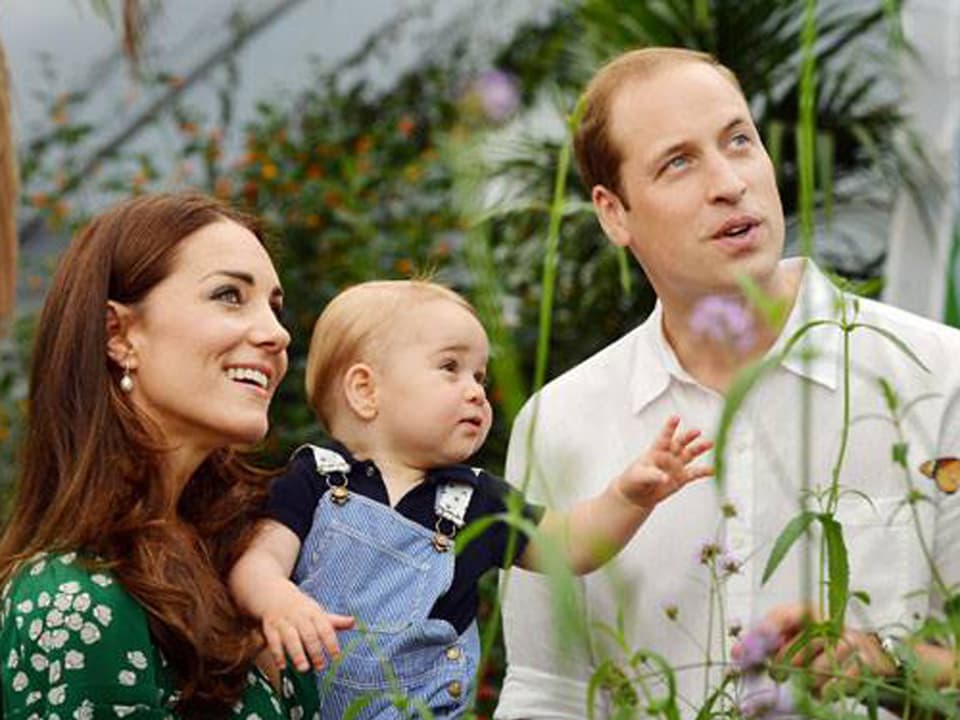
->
105 301 136 369
342 363 378 421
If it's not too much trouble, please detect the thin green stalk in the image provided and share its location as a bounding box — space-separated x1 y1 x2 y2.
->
797 0 819 633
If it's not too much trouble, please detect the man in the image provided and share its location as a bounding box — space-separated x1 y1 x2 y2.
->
494 47 960 718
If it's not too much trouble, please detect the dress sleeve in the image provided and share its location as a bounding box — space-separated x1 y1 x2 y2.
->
1 553 173 719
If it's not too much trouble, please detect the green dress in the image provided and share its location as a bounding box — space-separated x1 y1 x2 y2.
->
0 552 319 719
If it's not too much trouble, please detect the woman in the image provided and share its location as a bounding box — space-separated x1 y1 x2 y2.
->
0 193 316 718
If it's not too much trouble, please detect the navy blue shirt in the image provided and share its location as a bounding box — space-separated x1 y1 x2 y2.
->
269 442 545 635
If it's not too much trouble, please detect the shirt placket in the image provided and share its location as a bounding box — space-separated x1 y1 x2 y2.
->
723 412 755 634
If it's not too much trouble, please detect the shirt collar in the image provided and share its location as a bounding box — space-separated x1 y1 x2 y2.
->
321 438 481 488
630 258 842 414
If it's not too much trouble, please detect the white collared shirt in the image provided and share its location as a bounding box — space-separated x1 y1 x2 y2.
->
495 258 960 719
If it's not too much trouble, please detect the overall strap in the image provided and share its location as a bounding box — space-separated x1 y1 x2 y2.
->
295 444 352 504
432 481 475 553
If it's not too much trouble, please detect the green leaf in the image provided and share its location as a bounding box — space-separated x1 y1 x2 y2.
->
762 511 817 584
820 514 850 627
891 442 909 467
877 377 898 414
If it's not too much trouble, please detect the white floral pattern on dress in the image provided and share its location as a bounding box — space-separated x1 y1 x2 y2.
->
1 553 319 718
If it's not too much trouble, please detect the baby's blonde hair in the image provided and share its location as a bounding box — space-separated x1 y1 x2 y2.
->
305 279 477 431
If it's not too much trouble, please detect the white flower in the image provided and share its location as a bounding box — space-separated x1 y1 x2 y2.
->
54 593 72 612
15 615 24 629
58 581 80 594
90 574 112 587
65 613 83 631
48 687 66 708
17 599 33 614
29 560 47 576
37 632 53 652
12 670 29 691
93 605 113 626
73 699 94 720
127 651 148 670
283 677 294 696
290 707 304 720
7 648 18 668
113 705 136 717
118 670 136 686
28 619 42 640
59 552 77 565
26 690 41 705
73 593 91 612
49 629 69 649
46 609 64 627
64 650 85 670
37 591 51 608
49 659 62 683
80 623 101 645
30 654 48 671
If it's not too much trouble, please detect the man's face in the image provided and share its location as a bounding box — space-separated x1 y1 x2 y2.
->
595 61 785 305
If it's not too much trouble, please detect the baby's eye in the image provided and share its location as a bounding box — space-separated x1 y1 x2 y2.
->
474 370 488 387
440 359 459 373
212 285 243 305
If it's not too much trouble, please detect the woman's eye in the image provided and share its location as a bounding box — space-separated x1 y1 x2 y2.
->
212 286 242 305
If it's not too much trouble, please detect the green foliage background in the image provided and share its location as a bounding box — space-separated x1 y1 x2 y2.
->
0 1 919 715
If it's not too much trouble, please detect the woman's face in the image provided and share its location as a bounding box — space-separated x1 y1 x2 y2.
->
122 219 290 460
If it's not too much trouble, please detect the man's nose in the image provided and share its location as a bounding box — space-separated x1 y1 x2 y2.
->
707 154 747 203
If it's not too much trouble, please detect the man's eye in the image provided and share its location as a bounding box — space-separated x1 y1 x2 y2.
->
212 286 242 304
731 133 751 148
666 155 687 171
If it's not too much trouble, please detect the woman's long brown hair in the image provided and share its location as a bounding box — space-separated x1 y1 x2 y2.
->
0 193 277 716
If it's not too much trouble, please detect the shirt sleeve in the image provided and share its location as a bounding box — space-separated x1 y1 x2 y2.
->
494 400 597 720
268 451 325 542
1 554 172 719
474 468 545 571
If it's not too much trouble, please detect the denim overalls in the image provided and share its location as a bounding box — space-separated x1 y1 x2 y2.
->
293 446 480 719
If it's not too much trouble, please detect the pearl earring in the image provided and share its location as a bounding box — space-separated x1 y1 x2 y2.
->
120 358 134 393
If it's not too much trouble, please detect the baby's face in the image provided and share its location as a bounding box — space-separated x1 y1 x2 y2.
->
373 298 493 468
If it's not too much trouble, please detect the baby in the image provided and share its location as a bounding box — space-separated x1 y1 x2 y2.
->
230 280 713 718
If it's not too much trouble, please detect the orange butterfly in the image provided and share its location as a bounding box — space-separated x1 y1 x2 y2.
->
919 457 960 494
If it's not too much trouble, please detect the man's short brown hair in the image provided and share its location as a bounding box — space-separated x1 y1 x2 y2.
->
573 47 743 204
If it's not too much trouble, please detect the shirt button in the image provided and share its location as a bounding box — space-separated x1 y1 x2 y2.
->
448 681 462 698
365 466 374 477
445 646 461 661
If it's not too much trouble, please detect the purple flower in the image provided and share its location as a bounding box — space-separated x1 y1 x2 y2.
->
689 295 756 354
738 672 797 719
697 539 724 567
733 623 781 671
719 550 743 577
462 70 520 124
